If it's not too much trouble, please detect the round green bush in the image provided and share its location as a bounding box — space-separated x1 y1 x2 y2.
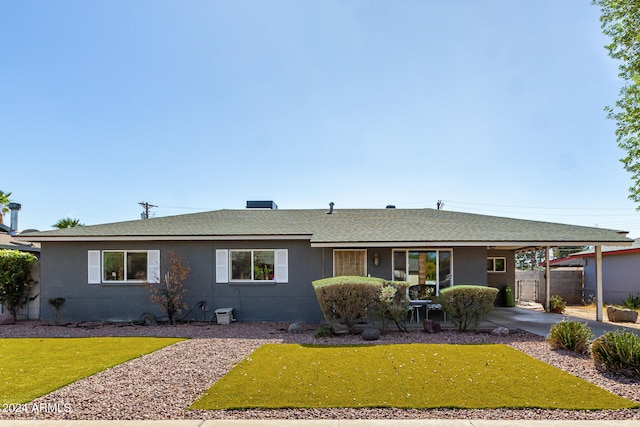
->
547 319 593 354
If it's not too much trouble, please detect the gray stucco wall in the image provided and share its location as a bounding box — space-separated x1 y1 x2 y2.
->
454 247 488 286
39 242 498 323
487 249 516 296
583 252 640 305
39 240 326 323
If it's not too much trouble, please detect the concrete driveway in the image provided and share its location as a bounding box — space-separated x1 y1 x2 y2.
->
487 305 640 337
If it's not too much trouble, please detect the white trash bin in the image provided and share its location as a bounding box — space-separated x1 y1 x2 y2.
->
215 307 234 324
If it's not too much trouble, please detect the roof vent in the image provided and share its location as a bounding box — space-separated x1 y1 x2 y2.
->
386 205 396 209
327 202 335 214
246 200 278 210
9 203 21 235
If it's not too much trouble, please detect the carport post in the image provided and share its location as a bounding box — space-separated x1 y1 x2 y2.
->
545 246 551 311
596 245 603 322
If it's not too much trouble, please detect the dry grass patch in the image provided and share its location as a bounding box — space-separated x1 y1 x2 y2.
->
0 337 184 404
191 343 638 411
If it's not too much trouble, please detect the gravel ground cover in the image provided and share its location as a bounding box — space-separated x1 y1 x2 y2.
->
1 320 639 421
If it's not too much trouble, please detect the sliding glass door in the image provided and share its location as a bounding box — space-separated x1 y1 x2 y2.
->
393 249 452 295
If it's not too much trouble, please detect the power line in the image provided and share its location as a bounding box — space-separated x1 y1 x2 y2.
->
138 201 157 219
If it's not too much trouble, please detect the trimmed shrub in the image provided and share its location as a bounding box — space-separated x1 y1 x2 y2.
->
312 276 385 333
368 281 410 333
592 330 640 379
547 319 593 354
549 295 566 314
440 285 498 332
623 293 640 310
0 249 38 320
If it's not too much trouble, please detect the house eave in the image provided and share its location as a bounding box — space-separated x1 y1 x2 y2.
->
16 234 314 243
310 241 634 249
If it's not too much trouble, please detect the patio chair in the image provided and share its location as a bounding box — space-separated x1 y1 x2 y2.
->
427 295 446 323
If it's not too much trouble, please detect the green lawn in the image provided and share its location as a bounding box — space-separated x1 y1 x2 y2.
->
0 337 184 404
191 343 639 410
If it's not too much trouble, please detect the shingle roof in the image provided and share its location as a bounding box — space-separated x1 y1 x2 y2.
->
18 208 633 248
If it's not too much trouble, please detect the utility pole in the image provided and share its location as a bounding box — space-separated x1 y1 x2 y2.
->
139 201 157 219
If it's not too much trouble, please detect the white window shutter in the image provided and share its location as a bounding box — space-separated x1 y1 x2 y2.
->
147 250 161 283
88 250 101 284
275 249 288 283
216 249 229 283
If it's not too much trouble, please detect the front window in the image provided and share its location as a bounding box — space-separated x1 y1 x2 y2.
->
231 250 275 281
393 249 453 295
488 257 506 273
103 251 148 282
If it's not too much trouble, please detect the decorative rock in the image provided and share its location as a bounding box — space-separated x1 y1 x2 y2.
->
361 328 381 341
492 327 510 337
287 322 304 333
0 313 15 325
423 319 441 333
606 306 639 323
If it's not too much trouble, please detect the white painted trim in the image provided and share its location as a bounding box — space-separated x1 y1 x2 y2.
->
228 249 279 283
101 249 155 284
392 249 453 295
487 256 507 273
275 249 288 283
312 241 634 248
88 250 101 284
596 246 603 322
215 249 229 284
16 234 313 242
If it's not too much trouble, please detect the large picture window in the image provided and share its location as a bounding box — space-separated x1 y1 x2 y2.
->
231 250 275 281
88 250 160 284
393 249 452 295
216 249 288 284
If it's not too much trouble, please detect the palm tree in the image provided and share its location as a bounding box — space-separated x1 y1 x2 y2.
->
0 190 12 224
52 217 84 229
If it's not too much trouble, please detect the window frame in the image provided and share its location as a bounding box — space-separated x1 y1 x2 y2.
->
487 257 507 273
229 249 276 283
392 248 453 295
217 249 288 284
88 250 160 285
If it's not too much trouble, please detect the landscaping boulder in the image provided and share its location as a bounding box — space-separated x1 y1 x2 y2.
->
423 319 441 333
288 322 304 333
492 327 510 337
606 306 639 323
362 328 381 341
0 313 15 325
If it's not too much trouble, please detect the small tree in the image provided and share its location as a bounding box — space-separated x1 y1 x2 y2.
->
0 249 38 320
147 251 190 325
48 297 66 325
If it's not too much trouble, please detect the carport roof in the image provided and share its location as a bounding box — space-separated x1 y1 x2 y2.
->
17 208 633 249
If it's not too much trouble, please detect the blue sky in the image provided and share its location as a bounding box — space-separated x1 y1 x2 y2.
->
2 1 639 238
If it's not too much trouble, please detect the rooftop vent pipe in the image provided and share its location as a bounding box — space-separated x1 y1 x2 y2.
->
327 202 334 214
9 203 21 235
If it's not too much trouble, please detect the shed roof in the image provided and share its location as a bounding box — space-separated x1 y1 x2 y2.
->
18 208 633 249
